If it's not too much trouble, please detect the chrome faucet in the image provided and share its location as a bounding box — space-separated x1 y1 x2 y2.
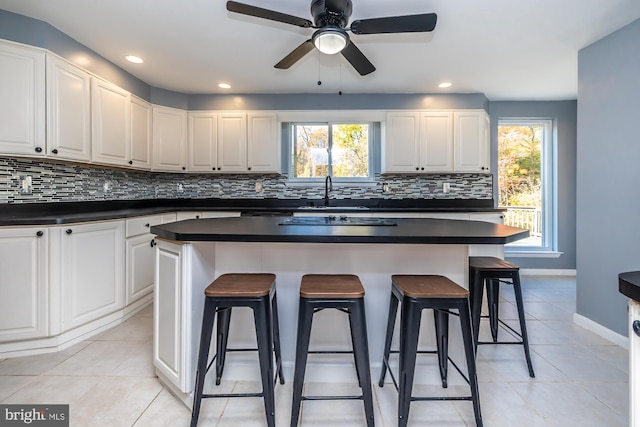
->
324 175 333 207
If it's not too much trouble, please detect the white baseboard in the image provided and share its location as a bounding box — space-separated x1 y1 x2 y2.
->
573 313 629 349
520 269 576 276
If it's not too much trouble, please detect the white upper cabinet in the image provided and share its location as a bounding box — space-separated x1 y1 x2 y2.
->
453 110 490 173
187 111 279 173
384 109 489 174
420 112 453 172
130 96 153 169
384 112 420 172
46 54 92 162
247 112 280 173
0 40 45 157
217 112 247 172
153 105 187 172
91 78 130 166
188 111 218 172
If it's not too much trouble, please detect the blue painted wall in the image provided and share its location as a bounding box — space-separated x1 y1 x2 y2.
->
577 18 640 335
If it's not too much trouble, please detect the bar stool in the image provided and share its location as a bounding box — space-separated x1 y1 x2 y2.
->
290 274 375 427
190 273 284 427
378 275 482 427
468 256 535 377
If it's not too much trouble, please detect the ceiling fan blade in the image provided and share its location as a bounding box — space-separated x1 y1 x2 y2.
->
226 1 312 28
340 41 375 76
350 13 437 35
274 40 315 69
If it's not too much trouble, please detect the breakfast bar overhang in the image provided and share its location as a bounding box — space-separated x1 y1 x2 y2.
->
150 216 528 406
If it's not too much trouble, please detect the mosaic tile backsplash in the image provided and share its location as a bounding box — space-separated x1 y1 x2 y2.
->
0 157 492 203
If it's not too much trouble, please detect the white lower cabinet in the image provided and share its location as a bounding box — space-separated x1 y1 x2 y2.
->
0 227 48 342
57 220 125 332
125 213 176 305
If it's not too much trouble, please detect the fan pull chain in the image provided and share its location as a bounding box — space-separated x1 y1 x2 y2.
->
317 51 322 86
338 64 343 95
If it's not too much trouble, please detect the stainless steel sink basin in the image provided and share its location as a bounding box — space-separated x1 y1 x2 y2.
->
279 216 397 226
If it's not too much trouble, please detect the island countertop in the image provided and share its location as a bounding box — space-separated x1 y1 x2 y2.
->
150 215 528 244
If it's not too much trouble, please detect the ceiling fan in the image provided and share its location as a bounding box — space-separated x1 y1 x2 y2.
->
226 0 437 76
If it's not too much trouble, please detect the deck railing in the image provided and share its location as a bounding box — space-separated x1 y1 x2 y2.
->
503 206 542 237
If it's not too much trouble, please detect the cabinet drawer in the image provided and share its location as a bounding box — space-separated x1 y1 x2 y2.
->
126 214 167 238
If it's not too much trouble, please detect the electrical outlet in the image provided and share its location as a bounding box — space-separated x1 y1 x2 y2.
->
103 181 112 192
443 182 451 193
382 183 390 193
255 181 263 193
177 183 184 192
19 175 33 194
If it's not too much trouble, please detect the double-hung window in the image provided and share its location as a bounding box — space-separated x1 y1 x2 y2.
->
290 122 373 181
498 119 557 254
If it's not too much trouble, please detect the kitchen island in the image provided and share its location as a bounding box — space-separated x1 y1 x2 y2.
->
150 216 528 406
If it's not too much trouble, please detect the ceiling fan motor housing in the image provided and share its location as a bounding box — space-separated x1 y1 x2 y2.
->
310 0 352 28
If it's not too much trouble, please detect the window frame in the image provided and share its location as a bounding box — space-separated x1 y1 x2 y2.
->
288 121 375 183
498 118 557 254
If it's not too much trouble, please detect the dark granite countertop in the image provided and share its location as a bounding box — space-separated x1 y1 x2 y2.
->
619 271 640 302
150 216 528 245
0 198 503 226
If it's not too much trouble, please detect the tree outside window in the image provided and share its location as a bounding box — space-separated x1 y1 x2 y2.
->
292 123 370 179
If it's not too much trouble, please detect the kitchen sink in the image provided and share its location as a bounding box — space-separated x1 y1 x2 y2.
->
279 216 397 226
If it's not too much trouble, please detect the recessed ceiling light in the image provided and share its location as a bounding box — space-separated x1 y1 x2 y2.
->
125 55 143 64
438 82 452 88
218 83 231 89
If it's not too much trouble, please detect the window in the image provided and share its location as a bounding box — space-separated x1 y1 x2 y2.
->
290 122 372 180
498 119 556 252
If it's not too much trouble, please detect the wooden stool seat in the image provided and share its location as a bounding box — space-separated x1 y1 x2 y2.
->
469 256 518 271
392 275 469 298
205 273 276 297
300 274 365 298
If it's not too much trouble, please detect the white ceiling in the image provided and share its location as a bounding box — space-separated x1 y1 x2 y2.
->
2 0 640 100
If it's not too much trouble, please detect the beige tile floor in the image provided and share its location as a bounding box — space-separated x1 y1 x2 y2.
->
0 276 628 426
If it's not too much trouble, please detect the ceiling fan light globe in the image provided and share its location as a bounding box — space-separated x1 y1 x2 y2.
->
312 28 348 54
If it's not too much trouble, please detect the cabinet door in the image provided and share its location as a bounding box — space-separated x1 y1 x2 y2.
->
0 227 48 342
46 54 92 162
453 111 490 173
383 112 420 172
130 96 152 169
188 111 218 172
0 41 45 156
420 112 453 172
92 78 130 166
217 113 247 172
247 112 279 173
153 106 187 172
60 221 125 331
126 233 156 305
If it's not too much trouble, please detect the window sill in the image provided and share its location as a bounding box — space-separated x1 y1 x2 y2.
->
505 250 563 258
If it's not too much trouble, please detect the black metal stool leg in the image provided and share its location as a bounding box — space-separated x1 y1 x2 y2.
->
350 300 375 427
433 308 449 388
398 299 421 427
378 292 399 387
458 300 483 427
190 298 217 427
470 270 484 353
486 279 500 342
254 298 276 427
215 307 232 385
290 300 314 427
348 311 362 387
271 292 285 385
512 273 535 378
